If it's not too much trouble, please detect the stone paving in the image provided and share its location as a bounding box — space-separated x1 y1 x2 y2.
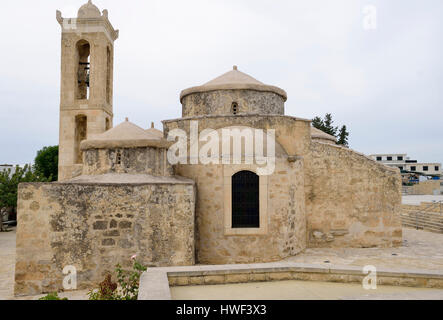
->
284 228 443 272
402 195 443 205
171 280 443 300
0 227 15 300
1 227 443 300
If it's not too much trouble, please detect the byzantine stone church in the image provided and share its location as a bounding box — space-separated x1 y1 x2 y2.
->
14 1 402 295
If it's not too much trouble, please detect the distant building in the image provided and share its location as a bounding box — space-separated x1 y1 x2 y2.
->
369 154 442 177
0 164 17 176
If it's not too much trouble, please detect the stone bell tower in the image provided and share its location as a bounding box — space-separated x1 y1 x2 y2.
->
56 1 119 181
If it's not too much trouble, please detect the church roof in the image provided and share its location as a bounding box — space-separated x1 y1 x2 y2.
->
311 126 337 142
78 0 102 19
145 122 164 139
80 119 170 150
180 66 287 102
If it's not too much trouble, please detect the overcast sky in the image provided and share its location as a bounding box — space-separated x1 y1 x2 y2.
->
0 0 442 165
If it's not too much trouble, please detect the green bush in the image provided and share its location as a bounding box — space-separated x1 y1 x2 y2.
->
39 292 68 300
88 256 147 300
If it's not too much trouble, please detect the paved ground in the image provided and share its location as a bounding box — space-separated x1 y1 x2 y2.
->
0 227 16 300
171 280 443 300
402 195 443 205
284 228 443 272
1 227 442 300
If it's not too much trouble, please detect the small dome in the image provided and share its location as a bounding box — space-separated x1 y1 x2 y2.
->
80 119 170 150
311 126 337 143
146 122 164 139
180 66 287 102
78 0 102 19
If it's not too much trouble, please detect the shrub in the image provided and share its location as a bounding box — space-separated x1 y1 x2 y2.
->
88 255 147 300
39 292 68 300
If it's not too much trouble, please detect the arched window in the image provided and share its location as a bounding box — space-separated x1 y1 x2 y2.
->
232 170 259 228
76 40 90 100
74 115 87 164
231 102 238 115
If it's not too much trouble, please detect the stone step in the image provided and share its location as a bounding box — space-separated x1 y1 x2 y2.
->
400 216 443 227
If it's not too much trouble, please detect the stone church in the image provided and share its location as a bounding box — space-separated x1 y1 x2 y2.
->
15 1 402 295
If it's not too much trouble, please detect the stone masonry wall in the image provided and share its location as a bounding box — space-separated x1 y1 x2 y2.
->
176 158 306 264
182 90 285 117
15 182 195 296
82 147 173 176
410 180 441 195
305 142 403 248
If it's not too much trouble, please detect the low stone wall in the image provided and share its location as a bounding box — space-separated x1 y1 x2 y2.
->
138 263 443 299
409 181 441 195
15 181 195 296
305 142 403 248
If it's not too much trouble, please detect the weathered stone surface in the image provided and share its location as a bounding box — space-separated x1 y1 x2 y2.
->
15 182 195 296
182 90 285 117
305 142 403 248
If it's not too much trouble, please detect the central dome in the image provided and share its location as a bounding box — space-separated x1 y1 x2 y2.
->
180 66 287 117
180 66 287 102
77 0 102 19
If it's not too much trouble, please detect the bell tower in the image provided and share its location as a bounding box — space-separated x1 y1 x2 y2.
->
56 1 119 181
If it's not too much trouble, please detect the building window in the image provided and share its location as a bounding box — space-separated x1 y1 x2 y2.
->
387 156 392 161
435 166 439 171
399 166 403 170
232 170 259 228
411 166 416 171
74 115 87 164
423 166 428 171
397 156 403 161
376 156 382 161
116 151 122 165
76 40 91 100
231 102 238 115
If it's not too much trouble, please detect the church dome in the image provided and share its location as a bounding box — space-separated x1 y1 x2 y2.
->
310 126 337 144
80 118 169 150
146 122 164 139
180 66 287 102
77 0 102 19
180 66 287 117
80 119 173 176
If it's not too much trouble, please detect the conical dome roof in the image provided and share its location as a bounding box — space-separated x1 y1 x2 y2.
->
80 119 170 150
146 122 164 139
310 126 337 143
180 66 287 102
78 0 102 19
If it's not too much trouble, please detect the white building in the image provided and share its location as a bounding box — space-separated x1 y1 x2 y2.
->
369 154 442 177
0 164 17 176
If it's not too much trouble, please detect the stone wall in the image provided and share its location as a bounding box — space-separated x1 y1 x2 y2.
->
15 181 195 296
305 142 402 248
163 115 310 264
175 158 306 264
181 90 285 117
82 147 174 176
410 180 441 195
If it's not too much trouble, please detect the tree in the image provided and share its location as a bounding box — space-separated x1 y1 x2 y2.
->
312 113 350 146
322 113 338 136
34 145 59 181
0 165 48 231
337 125 349 146
312 116 324 131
